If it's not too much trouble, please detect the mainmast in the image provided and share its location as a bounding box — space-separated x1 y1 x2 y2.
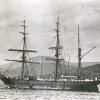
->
55 16 60 82
6 20 38 78
49 16 63 82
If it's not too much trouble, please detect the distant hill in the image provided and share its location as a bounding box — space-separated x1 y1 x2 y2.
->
0 56 76 77
0 56 100 79
81 64 100 79
70 62 100 67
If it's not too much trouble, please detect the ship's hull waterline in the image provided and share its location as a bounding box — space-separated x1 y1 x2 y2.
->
1 77 100 92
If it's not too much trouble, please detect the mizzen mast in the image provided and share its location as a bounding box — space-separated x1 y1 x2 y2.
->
77 24 81 79
77 24 96 80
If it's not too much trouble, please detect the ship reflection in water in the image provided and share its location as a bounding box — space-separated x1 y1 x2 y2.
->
0 89 100 100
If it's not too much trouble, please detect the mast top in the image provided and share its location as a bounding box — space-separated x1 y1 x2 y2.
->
8 20 37 53
22 20 27 27
78 24 80 49
6 20 38 61
19 20 28 35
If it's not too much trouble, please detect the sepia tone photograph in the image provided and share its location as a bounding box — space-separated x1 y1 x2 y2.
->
0 0 100 100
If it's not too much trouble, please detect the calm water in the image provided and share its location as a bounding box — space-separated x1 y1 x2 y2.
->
0 88 99 100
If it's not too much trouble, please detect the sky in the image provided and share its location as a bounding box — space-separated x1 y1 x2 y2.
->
0 0 100 64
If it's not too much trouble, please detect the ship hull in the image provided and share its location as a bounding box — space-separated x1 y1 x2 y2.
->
1 77 100 92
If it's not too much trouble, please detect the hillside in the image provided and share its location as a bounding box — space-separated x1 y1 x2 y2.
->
0 56 76 77
0 56 100 79
81 64 100 79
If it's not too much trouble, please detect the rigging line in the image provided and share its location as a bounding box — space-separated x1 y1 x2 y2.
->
26 33 57 58
29 63 35 76
3 63 14 76
62 48 70 59
31 63 36 76
32 64 36 76
18 65 22 77
28 63 31 76
61 26 78 47
25 40 31 58
28 34 56 39
27 63 31 76
25 63 29 77
8 45 22 60
25 38 37 58
26 39 31 51
30 64 34 76
58 48 64 59
59 61 63 75
59 36 67 59
45 36 57 48
34 30 57 38
30 24 56 39
62 49 67 59
61 44 78 59
29 63 33 76
23 37 35 59
37 37 57 57
61 46 65 59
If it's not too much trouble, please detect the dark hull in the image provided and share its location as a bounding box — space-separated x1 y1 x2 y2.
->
1 77 100 92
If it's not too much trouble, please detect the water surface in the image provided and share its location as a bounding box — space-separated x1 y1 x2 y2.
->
0 88 99 100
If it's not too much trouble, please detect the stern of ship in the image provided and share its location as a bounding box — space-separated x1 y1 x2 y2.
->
70 81 100 92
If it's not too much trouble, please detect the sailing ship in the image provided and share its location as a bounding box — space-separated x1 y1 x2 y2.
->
0 18 100 92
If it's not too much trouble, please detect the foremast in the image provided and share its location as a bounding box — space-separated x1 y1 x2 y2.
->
6 20 38 78
49 16 63 82
21 20 27 77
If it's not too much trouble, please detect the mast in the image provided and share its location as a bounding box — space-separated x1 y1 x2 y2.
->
40 56 43 78
21 20 27 77
49 16 63 82
6 20 38 78
67 55 70 76
77 25 96 80
78 24 81 79
55 16 60 82
48 15 65 82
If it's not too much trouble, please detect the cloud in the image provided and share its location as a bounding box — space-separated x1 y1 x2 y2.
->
0 0 100 64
